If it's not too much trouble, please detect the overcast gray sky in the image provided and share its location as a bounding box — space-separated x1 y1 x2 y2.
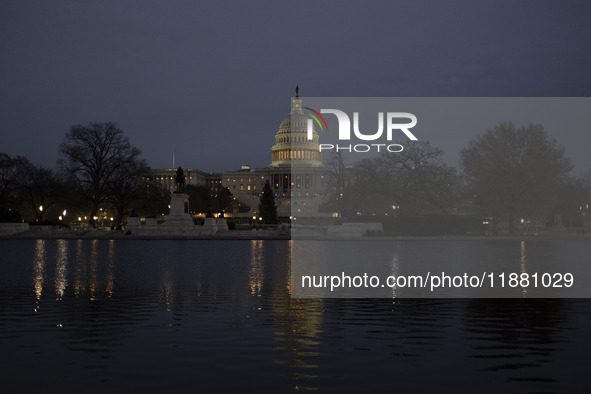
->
1 1 590 173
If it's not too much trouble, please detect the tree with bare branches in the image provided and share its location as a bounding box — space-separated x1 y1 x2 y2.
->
344 141 456 217
0 153 28 221
461 122 572 233
58 122 144 226
18 161 65 222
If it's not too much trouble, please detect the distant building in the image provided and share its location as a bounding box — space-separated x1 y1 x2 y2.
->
144 90 329 218
141 168 208 192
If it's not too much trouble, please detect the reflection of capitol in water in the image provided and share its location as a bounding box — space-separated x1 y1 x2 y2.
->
7 238 586 391
27 239 324 390
252 240 325 390
271 280 324 389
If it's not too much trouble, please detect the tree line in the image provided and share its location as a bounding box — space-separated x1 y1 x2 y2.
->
0 122 235 227
1 120 589 233
322 122 590 234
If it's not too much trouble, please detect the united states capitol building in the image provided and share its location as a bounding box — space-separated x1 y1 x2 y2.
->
142 91 329 218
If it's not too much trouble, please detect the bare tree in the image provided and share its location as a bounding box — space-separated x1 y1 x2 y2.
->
548 173 591 230
18 161 64 222
346 141 456 217
106 156 149 228
376 141 455 215
59 122 144 226
461 122 572 233
0 153 29 221
324 151 351 216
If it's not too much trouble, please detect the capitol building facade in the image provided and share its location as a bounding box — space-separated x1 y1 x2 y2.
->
143 91 329 218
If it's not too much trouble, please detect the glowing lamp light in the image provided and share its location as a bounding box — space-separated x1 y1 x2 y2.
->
39 205 43 212
58 216 63 221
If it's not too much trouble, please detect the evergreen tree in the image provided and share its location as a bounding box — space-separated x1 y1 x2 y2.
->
258 180 278 224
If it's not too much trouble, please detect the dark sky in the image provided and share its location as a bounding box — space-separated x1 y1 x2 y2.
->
1 1 590 173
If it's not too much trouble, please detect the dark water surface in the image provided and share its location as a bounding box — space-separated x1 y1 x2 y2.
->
0 239 589 393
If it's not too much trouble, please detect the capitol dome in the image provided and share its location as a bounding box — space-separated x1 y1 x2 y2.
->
277 112 309 134
270 89 323 168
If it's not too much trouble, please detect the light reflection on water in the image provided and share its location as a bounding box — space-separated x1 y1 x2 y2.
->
390 244 400 298
106 239 114 298
0 239 590 393
89 239 98 300
33 239 45 309
249 240 264 296
55 239 68 300
521 240 527 297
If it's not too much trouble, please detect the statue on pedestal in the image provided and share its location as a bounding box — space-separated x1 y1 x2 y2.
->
175 166 185 192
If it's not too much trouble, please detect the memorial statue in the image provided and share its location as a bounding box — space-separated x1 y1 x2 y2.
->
175 166 185 191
